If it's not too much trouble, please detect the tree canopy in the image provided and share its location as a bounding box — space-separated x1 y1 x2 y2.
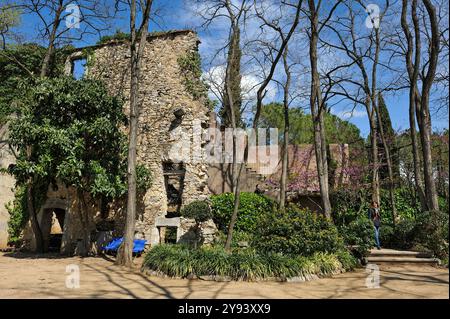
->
257 102 364 146
8 77 129 198
0 44 73 126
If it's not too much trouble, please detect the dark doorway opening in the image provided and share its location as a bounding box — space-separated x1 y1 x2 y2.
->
41 208 66 252
160 226 178 244
163 161 186 216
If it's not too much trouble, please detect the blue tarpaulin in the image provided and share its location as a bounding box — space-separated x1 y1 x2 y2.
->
102 237 147 254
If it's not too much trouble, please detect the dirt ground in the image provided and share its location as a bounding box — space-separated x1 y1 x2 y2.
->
0 252 448 299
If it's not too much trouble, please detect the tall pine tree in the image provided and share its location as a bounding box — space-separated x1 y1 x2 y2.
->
220 27 242 127
376 93 400 184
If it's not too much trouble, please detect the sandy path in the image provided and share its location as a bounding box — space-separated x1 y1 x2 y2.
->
0 252 448 299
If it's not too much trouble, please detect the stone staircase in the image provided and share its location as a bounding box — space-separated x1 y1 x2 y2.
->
364 248 440 266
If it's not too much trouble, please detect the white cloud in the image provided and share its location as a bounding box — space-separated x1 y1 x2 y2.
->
203 64 278 104
332 109 367 120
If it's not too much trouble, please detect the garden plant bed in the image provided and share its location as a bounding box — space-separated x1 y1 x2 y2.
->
141 244 357 282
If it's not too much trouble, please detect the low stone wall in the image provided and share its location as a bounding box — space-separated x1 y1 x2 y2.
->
151 216 218 246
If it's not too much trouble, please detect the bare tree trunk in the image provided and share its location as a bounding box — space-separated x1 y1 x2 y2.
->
370 26 397 225
317 96 332 216
39 1 63 78
369 107 380 205
411 100 427 209
418 109 439 210
418 0 440 211
401 0 427 210
76 188 91 256
224 163 244 251
27 178 43 253
116 0 153 267
308 0 331 218
279 46 291 210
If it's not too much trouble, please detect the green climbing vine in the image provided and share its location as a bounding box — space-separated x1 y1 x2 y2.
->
5 178 48 246
178 51 216 110
80 47 96 76
5 186 28 245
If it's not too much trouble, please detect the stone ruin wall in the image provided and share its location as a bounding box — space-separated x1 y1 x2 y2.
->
10 31 211 253
82 30 211 242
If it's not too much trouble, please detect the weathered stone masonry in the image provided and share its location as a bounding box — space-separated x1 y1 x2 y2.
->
19 30 212 253
77 30 211 245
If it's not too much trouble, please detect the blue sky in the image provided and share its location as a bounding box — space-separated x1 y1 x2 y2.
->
12 0 449 138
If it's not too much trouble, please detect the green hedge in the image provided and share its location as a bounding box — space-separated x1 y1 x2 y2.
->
210 192 274 234
142 244 357 281
253 205 346 257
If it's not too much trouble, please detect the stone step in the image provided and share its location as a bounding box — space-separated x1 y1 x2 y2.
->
369 249 433 258
365 256 440 265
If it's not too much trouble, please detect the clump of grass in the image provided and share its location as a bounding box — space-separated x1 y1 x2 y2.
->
142 244 357 281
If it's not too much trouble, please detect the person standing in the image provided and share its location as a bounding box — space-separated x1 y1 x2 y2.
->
368 201 381 250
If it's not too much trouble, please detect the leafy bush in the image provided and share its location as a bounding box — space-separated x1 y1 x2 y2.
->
332 188 422 226
413 210 449 259
393 219 416 249
331 187 449 259
181 200 212 223
389 188 420 220
6 186 28 246
210 192 274 234
252 205 346 256
142 244 356 281
377 210 449 259
6 179 48 247
379 224 395 248
180 200 213 247
339 215 373 257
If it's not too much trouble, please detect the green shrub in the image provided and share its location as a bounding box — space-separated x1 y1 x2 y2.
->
6 185 28 246
210 192 274 234
181 200 212 223
335 249 359 270
379 224 395 247
339 215 373 257
390 188 420 220
252 205 346 256
377 220 416 250
142 244 356 281
414 210 449 259
180 200 213 247
377 210 449 259
332 187 422 227
392 219 416 249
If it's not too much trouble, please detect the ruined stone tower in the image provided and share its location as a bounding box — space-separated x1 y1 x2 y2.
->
12 30 211 253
